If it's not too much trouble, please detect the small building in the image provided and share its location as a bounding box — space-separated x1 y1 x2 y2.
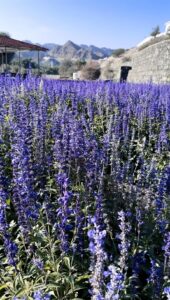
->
100 21 170 84
73 71 81 80
0 34 48 74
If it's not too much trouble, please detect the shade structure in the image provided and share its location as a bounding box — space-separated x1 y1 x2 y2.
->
0 35 48 51
0 35 48 74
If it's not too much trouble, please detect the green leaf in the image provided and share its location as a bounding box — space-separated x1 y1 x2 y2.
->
6 198 11 205
71 298 84 300
0 284 8 291
76 274 90 282
66 286 83 295
46 283 60 289
63 257 71 269
15 288 28 297
5 115 10 122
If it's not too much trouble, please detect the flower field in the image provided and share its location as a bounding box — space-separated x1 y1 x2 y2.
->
0 75 170 299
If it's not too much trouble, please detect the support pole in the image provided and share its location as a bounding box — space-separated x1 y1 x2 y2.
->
1 52 4 73
37 50 40 75
18 51 21 74
5 47 7 73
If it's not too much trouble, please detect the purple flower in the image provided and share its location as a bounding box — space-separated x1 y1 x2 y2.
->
163 232 170 275
32 258 44 270
43 294 51 300
33 290 50 300
163 286 170 300
10 116 38 236
88 217 107 300
55 172 72 253
163 232 170 258
147 259 163 297
88 214 107 300
73 194 85 253
88 229 96 239
117 210 131 271
0 187 18 265
105 265 124 299
33 290 43 300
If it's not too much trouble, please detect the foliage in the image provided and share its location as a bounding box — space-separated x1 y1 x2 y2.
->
59 60 86 78
0 31 11 37
21 59 37 69
112 48 126 57
150 25 160 37
0 76 169 299
59 59 74 78
44 67 59 75
74 60 86 70
80 61 100 80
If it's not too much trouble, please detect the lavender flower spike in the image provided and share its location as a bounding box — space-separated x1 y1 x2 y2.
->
117 210 131 272
88 217 107 300
163 286 170 300
105 265 124 300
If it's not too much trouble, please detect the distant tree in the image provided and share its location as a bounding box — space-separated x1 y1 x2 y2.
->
112 48 126 57
22 58 37 69
59 59 74 77
45 67 59 75
0 31 10 37
150 25 160 37
81 61 100 80
74 60 86 71
57 59 87 78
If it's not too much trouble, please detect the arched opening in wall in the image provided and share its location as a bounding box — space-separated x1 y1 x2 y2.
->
120 66 132 83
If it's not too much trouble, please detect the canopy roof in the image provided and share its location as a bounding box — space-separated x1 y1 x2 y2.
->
0 35 48 52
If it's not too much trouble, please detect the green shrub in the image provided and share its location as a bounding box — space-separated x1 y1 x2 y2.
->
112 48 126 57
150 25 160 37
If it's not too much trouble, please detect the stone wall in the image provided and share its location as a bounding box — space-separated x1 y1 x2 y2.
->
100 40 170 84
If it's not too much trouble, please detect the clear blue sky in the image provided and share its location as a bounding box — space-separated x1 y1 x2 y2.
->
0 0 170 48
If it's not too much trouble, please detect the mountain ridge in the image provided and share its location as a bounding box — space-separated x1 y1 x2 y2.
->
20 40 114 62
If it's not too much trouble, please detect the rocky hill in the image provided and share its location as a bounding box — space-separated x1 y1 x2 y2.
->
18 40 114 62
48 40 114 61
